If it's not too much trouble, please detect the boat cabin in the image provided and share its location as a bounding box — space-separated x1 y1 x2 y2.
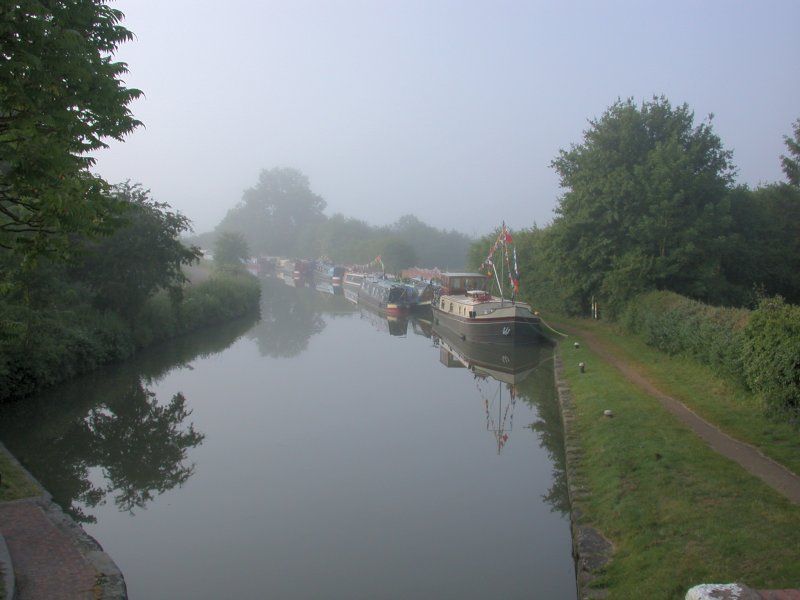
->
343 272 365 287
362 278 408 304
440 272 489 295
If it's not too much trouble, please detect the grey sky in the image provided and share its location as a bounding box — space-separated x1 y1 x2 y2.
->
93 0 800 237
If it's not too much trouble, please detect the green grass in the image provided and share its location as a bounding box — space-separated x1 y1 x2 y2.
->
557 336 800 599
554 316 800 476
0 447 40 501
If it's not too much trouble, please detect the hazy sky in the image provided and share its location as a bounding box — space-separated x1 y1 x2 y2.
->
93 0 800 237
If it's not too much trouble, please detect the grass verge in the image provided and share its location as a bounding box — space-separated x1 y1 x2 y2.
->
556 336 800 598
0 446 40 502
551 316 800 476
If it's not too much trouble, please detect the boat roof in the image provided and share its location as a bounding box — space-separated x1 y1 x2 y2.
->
441 272 488 278
441 294 531 307
365 277 404 289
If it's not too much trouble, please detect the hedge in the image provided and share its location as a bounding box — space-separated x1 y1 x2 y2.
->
620 291 799 421
0 273 261 402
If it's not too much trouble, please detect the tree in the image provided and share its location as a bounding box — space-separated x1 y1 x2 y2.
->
781 119 800 187
216 168 326 255
723 184 800 305
214 231 250 267
0 1 142 256
378 237 417 273
71 183 200 316
549 96 735 313
387 214 472 269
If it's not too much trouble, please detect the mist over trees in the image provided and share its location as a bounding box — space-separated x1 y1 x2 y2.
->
217 168 326 256
211 168 474 270
470 98 800 315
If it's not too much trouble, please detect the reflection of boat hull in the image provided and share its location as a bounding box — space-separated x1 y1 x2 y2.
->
433 300 541 344
433 323 549 384
358 303 409 336
359 294 409 316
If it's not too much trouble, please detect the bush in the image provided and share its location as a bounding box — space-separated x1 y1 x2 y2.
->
621 291 749 380
621 291 800 421
0 273 260 402
742 297 800 420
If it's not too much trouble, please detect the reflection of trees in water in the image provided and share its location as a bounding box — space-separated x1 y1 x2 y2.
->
0 316 254 523
87 387 203 514
515 354 570 516
248 281 326 357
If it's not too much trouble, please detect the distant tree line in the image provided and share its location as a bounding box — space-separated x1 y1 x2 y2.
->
470 97 800 316
194 167 474 272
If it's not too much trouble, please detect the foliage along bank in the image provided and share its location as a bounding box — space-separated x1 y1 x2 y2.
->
0 182 261 402
469 99 800 420
0 269 260 402
621 291 799 421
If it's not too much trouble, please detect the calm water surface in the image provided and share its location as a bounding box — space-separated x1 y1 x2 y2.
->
0 278 576 599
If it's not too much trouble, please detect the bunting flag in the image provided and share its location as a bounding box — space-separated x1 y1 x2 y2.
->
480 223 521 297
352 254 385 272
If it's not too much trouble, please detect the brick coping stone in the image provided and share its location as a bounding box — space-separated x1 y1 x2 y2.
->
0 441 126 599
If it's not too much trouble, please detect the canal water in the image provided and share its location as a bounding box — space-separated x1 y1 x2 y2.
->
0 278 576 599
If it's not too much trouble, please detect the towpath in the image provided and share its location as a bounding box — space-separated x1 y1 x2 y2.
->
561 323 800 505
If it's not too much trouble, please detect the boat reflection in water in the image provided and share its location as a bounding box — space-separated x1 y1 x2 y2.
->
281 272 309 288
359 302 409 337
433 323 551 453
314 281 343 296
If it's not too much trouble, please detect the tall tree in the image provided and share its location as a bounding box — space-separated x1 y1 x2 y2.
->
724 184 800 305
549 96 735 313
217 168 326 255
0 1 142 256
781 119 800 187
377 237 417 273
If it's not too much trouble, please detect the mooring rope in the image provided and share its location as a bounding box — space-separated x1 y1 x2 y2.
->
536 316 569 338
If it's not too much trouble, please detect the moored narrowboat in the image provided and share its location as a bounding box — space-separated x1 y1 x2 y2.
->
432 272 541 344
293 259 312 279
358 278 411 316
314 260 346 285
342 271 366 304
403 278 437 313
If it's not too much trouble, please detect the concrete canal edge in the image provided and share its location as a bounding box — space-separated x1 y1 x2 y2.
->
0 441 127 600
553 350 614 600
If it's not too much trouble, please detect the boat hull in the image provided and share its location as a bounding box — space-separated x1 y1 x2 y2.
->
358 292 410 316
432 306 541 344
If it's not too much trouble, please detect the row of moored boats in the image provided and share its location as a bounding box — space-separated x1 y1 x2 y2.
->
265 239 542 345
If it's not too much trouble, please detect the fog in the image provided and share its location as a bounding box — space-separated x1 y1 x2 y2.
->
92 0 800 237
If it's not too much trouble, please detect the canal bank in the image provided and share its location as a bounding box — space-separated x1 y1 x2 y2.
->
552 318 800 598
0 441 126 599
553 353 613 599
